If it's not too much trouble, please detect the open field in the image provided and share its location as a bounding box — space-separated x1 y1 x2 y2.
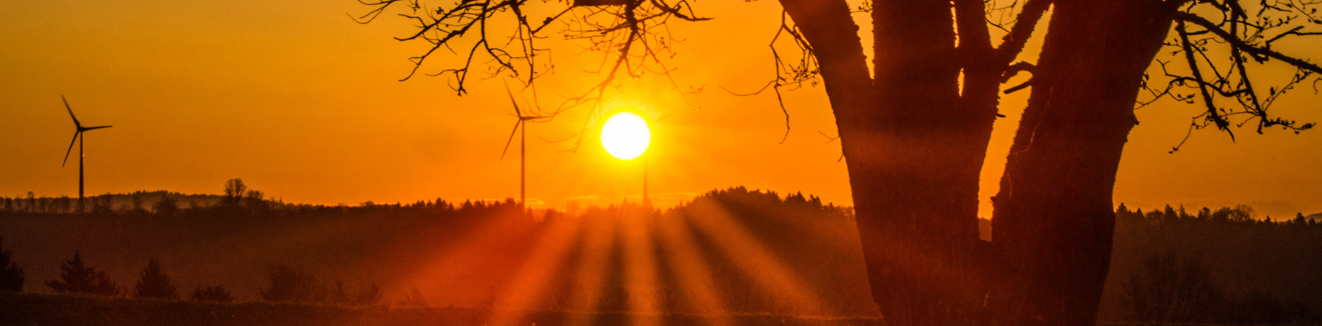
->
0 292 884 326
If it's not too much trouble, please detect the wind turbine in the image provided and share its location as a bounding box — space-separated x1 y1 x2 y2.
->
60 95 113 212
499 83 547 211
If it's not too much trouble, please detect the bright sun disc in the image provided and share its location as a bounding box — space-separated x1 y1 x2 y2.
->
600 111 651 160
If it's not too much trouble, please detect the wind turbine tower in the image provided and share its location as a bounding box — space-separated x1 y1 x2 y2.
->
499 84 547 211
60 95 113 212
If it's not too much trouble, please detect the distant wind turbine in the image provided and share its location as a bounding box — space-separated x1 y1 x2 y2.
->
60 95 113 212
499 83 547 211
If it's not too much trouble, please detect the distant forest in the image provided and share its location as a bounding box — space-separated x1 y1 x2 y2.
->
1 181 1320 324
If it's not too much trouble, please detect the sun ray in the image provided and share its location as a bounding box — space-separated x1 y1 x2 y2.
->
403 208 540 306
683 201 831 316
619 207 664 325
562 215 619 326
654 212 736 326
486 214 585 326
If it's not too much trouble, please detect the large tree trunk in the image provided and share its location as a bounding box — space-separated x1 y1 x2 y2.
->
989 1 1176 325
778 0 1002 324
857 1 993 325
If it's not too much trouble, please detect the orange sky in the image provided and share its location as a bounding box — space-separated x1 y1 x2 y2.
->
1 0 1319 219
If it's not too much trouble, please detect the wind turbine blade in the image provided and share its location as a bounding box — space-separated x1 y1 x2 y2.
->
503 80 523 117
62 132 80 166
62 95 82 128
654 113 677 123
500 120 521 161
84 125 113 131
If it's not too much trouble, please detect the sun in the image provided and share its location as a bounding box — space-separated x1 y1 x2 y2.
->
600 111 652 160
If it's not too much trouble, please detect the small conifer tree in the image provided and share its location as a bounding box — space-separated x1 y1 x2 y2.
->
46 250 119 296
133 259 178 299
0 237 25 292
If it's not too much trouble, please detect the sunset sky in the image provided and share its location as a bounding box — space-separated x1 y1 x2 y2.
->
2 0 1319 219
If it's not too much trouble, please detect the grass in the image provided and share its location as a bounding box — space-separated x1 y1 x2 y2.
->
0 292 885 326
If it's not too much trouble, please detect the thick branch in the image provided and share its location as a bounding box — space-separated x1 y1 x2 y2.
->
994 0 1051 65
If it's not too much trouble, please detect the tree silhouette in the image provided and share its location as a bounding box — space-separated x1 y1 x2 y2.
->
360 0 1321 324
152 195 180 216
54 196 72 214
46 250 119 296
245 189 268 211
24 192 35 213
191 284 235 303
0 237 24 292
130 192 146 214
133 259 178 299
90 194 113 214
223 178 247 208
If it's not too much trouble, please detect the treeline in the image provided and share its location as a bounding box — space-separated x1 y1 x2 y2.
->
0 178 540 308
1 190 224 215
0 178 535 222
6 180 1320 322
1098 204 1322 324
0 181 875 316
0 240 399 306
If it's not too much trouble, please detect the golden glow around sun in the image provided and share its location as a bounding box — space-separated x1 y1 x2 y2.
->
600 111 652 161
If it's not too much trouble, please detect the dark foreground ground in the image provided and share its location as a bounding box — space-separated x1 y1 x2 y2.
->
0 292 884 326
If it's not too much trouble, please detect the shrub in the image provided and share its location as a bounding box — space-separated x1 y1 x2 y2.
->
191 284 234 303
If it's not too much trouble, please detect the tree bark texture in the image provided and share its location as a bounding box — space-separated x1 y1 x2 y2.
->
989 1 1175 325
777 0 1005 324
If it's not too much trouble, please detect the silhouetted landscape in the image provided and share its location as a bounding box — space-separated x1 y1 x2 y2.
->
3 183 1320 324
5 0 1322 324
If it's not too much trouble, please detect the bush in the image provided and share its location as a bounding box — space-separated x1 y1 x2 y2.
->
260 265 326 303
191 284 234 303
